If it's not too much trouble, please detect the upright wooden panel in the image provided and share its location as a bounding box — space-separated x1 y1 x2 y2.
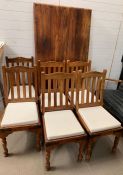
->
34 3 91 62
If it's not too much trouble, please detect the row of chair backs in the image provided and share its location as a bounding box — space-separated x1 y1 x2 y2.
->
2 66 38 104
2 65 106 109
41 70 106 112
5 56 34 67
5 57 91 73
3 60 102 109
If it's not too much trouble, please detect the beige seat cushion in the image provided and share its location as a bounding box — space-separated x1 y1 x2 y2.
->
40 92 67 107
8 85 35 99
1 102 39 127
44 110 85 140
78 106 121 133
69 90 96 105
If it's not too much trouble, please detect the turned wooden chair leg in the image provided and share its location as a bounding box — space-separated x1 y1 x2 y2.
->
36 129 41 151
112 135 120 153
78 142 83 161
86 139 92 161
46 148 51 171
2 137 8 157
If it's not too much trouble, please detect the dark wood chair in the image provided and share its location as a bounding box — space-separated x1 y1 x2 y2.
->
5 56 34 67
75 70 123 160
0 66 41 157
41 72 86 170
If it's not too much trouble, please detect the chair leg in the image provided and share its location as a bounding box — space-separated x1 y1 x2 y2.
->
2 137 8 157
86 139 92 161
112 135 120 153
36 129 41 151
78 142 83 161
46 148 51 171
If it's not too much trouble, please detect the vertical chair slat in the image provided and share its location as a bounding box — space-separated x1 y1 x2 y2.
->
27 70 32 98
71 67 74 73
81 79 85 104
41 72 45 113
91 77 96 103
96 77 101 103
17 62 19 66
86 77 90 104
48 78 51 107
22 61 24 66
53 67 56 72
16 70 20 99
22 72 26 98
27 62 29 67
12 62 14 67
54 79 57 107
65 78 69 106
48 68 51 106
34 69 37 100
58 67 61 72
2 66 8 105
71 75 75 106
75 66 78 72
59 79 63 106
9 71 14 100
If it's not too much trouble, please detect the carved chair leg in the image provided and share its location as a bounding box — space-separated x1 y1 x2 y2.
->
78 142 83 161
36 129 41 151
46 148 51 171
2 137 8 157
112 135 120 153
86 139 92 161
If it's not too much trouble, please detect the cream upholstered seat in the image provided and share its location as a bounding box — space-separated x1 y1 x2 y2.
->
44 110 85 140
8 85 35 99
78 106 121 133
1 66 41 157
69 90 96 105
40 92 66 107
1 102 39 127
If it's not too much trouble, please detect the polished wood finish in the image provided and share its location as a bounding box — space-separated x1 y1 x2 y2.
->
0 45 4 104
66 60 91 73
106 78 123 83
34 3 91 62
41 72 86 170
2 66 38 105
76 70 107 109
38 60 65 95
5 56 34 67
0 66 41 156
0 46 4 60
75 70 123 160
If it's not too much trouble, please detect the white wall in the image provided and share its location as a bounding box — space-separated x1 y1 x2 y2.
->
0 0 123 89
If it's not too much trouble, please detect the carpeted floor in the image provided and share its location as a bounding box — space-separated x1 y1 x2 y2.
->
0 112 123 175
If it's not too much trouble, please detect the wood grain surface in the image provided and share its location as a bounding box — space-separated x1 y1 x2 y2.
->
34 3 91 62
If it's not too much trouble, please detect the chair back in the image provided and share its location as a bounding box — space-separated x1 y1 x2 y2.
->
5 56 34 67
38 60 65 95
41 72 75 112
2 66 38 105
76 70 107 108
66 60 91 73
